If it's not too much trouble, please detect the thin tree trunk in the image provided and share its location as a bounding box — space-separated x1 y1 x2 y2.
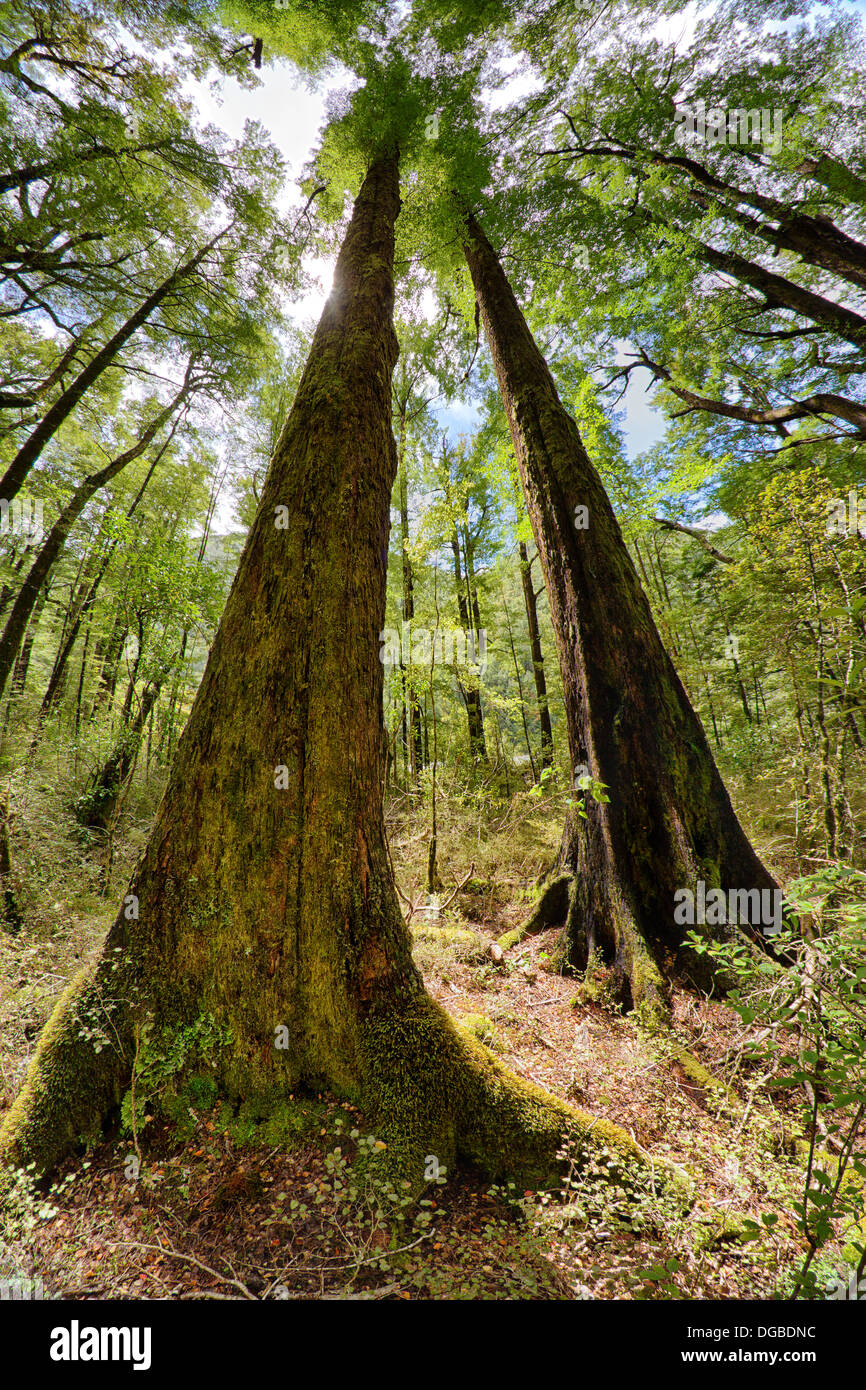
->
0 383 188 702
91 616 127 722
397 427 422 777
0 244 211 503
2 583 49 734
499 570 536 782
0 788 22 934
518 542 553 768
75 677 163 833
450 530 487 761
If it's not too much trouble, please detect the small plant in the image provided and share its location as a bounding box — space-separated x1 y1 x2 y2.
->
120 1012 233 1144
687 863 866 1297
0 1162 81 1299
632 1256 682 1299
310 1122 445 1283
528 765 556 799
566 773 610 820
573 947 619 1010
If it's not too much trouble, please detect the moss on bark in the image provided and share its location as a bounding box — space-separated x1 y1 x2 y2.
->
0 964 134 1170
361 992 675 1195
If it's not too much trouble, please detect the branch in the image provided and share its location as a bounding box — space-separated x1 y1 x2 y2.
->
653 517 735 564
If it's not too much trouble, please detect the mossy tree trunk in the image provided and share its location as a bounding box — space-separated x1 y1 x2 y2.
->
0 157 657 1200
464 212 781 1023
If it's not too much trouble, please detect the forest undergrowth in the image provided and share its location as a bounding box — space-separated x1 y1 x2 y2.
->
1 741 861 1302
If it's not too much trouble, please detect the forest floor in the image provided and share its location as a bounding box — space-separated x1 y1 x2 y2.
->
0 774 852 1301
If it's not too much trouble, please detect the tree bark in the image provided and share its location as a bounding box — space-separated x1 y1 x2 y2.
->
464 210 782 1022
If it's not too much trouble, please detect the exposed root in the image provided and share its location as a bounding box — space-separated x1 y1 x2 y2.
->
0 963 134 1175
362 994 691 1202
496 873 573 952
2 974 690 1218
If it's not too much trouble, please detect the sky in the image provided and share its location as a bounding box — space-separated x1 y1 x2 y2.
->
186 51 669 507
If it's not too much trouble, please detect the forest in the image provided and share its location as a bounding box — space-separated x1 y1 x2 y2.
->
0 0 865 1325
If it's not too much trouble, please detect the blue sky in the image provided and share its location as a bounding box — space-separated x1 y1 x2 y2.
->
188 58 669 469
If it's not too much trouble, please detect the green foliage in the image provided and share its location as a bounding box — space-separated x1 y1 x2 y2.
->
214 1092 329 1149
572 948 620 1010
309 1123 444 1279
121 1013 234 1139
687 865 866 1296
218 0 381 73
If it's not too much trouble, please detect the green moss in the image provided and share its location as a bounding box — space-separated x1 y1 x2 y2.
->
412 922 486 961
572 948 623 1010
668 1046 730 1097
458 1013 497 1044
693 1210 759 1251
360 992 689 1203
212 1091 329 1149
0 963 134 1176
498 874 573 952
496 927 524 951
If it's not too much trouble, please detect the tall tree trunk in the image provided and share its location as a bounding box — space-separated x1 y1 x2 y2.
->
519 542 554 769
0 157 650 1199
464 531 490 750
397 434 423 777
450 530 487 762
464 211 782 1023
